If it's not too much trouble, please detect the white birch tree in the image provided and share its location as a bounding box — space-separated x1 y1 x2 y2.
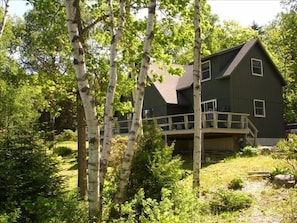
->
65 0 100 220
0 0 10 38
115 0 157 204
100 0 126 197
193 0 202 189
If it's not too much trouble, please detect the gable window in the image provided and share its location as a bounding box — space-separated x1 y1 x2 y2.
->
251 58 263 76
253 99 266 117
202 60 211 81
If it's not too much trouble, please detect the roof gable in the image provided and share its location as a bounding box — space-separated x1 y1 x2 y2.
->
218 38 286 85
147 38 285 104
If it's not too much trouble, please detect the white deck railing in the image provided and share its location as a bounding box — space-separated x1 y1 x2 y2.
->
113 112 258 140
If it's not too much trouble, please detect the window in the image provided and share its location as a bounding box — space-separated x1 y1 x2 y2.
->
202 60 211 81
201 99 217 112
251 58 263 76
253 99 266 117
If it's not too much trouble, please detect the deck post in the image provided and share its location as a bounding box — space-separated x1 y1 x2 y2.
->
185 114 189 129
168 116 172 130
227 114 232 128
213 112 218 128
241 115 245 129
202 113 206 128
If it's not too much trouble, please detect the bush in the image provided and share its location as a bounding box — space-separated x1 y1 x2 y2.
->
110 186 206 223
209 189 253 214
53 146 73 157
228 177 244 190
29 192 88 223
108 136 128 179
274 134 297 175
0 129 64 222
56 129 77 142
271 166 290 177
127 121 184 201
241 146 260 157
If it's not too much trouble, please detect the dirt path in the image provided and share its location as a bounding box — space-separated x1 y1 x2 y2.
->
238 180 282 223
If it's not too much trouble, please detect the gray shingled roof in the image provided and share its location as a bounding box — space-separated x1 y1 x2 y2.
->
147 63 182 104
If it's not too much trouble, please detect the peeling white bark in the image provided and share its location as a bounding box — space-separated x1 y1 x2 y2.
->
65 0 100 219
115 0 156 204
100 0 126 194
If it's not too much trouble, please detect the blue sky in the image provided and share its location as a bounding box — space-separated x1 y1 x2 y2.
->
8 0 282 26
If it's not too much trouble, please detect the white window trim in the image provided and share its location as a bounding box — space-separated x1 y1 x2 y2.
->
201 99 217 111
253 99 266 117
201 60 211 82
251 58 263 77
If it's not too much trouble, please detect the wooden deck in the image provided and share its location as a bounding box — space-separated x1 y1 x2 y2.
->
113 112 258 145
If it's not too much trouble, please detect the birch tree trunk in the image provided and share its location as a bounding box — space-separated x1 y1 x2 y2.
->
0 0 9 38
65 0 100 219
114 0 156 204
100 0 126 197
193 0 202 189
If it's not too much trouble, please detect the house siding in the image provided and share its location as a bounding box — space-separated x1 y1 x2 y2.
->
230 43 285 138
201 51 237 111
143 85 167 117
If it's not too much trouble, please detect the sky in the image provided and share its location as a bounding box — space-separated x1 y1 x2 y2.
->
208 0 282 26
7 0 283 27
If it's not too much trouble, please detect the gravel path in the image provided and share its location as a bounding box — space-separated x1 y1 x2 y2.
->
238 180 282 223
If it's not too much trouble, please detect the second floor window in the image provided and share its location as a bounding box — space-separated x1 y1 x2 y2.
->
202 60 211 81
251 58 263 76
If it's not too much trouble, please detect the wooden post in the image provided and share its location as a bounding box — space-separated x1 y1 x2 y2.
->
213 112 218 128
168 116 173 130
185 114 189 129
227 114 232 128
241 115 245 129
202 112 206 128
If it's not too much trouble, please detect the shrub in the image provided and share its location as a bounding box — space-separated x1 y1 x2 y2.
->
228 177 244 190
209 189 253 214
108 136 128 180
274 134 297 175
30 192 88 223
271 166 290 177
0 128 64 222
241 146 260 157
111 186 207 223
127 121 184 201
56 129 77 142
53 146 73 157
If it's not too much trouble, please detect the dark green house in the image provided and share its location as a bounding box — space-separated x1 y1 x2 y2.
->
143 38 285 150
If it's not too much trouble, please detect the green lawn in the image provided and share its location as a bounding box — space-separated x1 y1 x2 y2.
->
57 141 295 222
57 141 286 191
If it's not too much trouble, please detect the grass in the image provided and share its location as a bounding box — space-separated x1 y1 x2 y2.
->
200 155 287 190
56 141 79 190
57 141 296 222
58 141 287 191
